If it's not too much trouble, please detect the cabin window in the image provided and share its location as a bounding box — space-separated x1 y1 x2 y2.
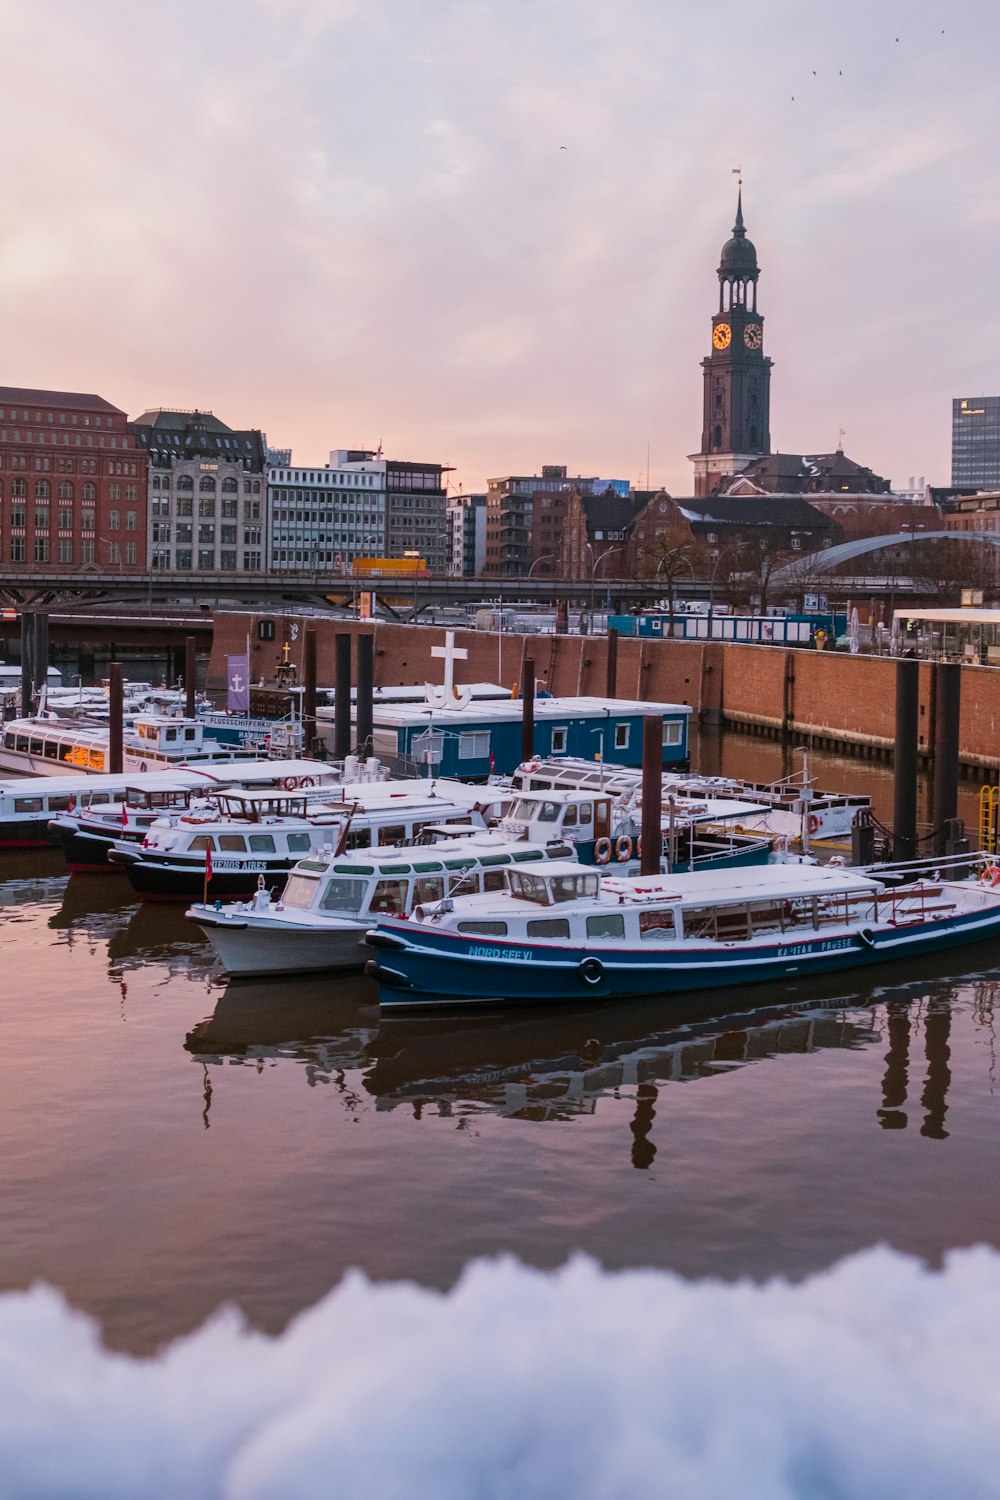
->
371 879 407 915
537 801 560 824
562 805 577 826
550 728 568 753
13 797 43 813
43 741 59 759
15 735 29 751
377 825 406 846
318 877 367 913
249 834 276 853
527 918 570 938
483 871 507 892
578 802 592 825
218 835 247 852
287 833 312 853
189 835 216 851
344 830 372 850
91 793 110 805
458 732 490 760
614 724 629 750
457 921 508 936
587 913 625 939
164 727 177 743
29 739 44 755
282 874 320 909
639 910 676 940
184 728 197 741
413 876 445 904
664 721 683 747
47 797 72 812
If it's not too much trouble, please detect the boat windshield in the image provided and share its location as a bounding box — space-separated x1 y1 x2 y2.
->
318 876 369 914
510 798 561 825
281 873 321 910
508 870 598 904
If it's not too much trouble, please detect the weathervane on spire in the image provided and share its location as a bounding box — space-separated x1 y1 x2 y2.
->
732 165 743 188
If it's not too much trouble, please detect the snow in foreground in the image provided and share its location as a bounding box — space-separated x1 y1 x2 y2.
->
2 1247 999 1500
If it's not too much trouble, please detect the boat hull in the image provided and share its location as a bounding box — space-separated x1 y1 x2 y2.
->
108 849 293 901
190 912 369 976
367 903 1000 1008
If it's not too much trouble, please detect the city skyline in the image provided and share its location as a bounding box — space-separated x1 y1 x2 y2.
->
1 0 993 497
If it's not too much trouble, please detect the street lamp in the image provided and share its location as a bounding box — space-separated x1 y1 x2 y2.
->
586 543 619 623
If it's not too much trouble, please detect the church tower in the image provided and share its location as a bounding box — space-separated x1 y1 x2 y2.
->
689 189 773 497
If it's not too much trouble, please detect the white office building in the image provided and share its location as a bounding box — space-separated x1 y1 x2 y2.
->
267 452 387 572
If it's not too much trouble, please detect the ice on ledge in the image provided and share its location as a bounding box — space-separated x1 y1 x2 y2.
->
2 1246 1000 1500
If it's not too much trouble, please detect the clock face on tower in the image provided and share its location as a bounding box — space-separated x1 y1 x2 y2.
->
744 323 763 350
712 322 732 350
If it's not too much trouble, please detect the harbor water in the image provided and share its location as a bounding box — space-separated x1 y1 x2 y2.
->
2 729 1000 1356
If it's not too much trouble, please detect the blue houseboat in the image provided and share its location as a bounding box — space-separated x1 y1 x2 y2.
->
361 695 692 779
607 610 846 645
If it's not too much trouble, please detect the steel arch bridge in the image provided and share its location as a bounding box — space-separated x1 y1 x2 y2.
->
773 530 1000 585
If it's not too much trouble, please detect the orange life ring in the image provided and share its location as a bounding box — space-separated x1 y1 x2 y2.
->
636 836 642 858
594 837 612 864
615 835 633 862
299 776 315 788
807 814 821 834
283 776 301 791
984 865 1000 887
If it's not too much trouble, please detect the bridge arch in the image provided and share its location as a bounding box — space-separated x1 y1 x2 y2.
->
773 530 1000 584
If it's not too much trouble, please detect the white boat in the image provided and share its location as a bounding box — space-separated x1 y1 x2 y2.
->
108 780 506 901
187 833 579 977
366 854 1000 1007
510 754 870 845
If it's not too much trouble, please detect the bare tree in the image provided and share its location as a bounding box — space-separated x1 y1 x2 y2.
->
638 525 711 634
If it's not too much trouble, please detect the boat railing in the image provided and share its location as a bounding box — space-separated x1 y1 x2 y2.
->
862 850 992 884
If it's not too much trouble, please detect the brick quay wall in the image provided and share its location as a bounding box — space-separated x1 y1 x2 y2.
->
210 613 1000 777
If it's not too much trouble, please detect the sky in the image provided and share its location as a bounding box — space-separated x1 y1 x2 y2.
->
0 0 995 498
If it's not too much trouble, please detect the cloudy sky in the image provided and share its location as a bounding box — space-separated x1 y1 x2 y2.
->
0 0 992 495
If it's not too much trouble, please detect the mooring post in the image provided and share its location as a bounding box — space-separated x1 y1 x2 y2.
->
108 662 124 775
32 611 49 699
185 636 197 719
19 610 33 715
521 657 535 764
641 714 663 876
356 633 374 758
334 632 352 761
893 658 919 861
303 629 318 757
932 662 961 856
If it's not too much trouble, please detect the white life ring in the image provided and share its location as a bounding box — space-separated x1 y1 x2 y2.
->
594 837 612 864
615 835 633 862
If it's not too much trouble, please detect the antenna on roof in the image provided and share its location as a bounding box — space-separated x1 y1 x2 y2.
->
837 426 846 452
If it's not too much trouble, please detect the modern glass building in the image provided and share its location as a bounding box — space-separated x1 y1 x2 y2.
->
952 397 1000 486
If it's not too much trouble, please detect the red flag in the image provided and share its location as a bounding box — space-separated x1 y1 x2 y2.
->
121 803 128 831
203 842 213 905
489 750 495 774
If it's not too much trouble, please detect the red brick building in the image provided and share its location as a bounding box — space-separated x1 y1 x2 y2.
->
0 386 147 574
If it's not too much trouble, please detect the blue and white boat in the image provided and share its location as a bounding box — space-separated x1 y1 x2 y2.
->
366 856 1000 1008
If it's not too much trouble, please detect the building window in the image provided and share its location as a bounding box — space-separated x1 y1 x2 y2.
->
664 721 682 747
58 481 73 499
81 510 95 532
176 475 193 492
198 524 215 544
176 496 193 517
81 539 95 564
10 538 24 562
34 506 49 528
58 540 73 564
107 541 120 564
175 522 192 544
109 483 120 501
58 508 72 529
614 724 629 750
35 480 50 499
152 523 171 544
221 497 237 518
108 510 120 530
126 485 137 501
175 550 193 570
125 542 136 564
81 482 95 500
197 549 215 570
551 727 568 753
244 552 261 571
458 731 490 760
125 511 137 530
34 538 49 563
219 550 237 571
198 497 215 518
199 476 216 492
